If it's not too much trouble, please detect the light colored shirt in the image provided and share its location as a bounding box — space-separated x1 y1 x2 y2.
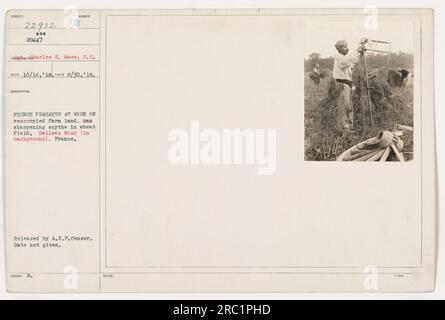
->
313 67 320 75
333 53 353 81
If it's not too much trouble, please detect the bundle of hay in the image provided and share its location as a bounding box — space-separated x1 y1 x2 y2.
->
350 64 409 131
317 59 411 136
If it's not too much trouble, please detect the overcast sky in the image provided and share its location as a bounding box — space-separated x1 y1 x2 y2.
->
305 21 414 58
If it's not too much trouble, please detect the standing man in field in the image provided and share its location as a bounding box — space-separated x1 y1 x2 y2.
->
333 40 355 130
398 67 410 86
312 63 321 86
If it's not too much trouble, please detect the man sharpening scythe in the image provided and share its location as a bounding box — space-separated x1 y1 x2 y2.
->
332 39 356 130
332 38 371 131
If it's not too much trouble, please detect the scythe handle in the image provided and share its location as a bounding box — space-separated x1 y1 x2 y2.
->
370 39 391 44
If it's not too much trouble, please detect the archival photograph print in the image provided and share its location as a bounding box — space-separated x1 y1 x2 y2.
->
304 21 414 161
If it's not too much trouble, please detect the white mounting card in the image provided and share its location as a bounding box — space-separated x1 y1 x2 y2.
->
3 8 436 293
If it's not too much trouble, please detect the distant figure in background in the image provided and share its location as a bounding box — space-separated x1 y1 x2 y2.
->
310 63 321 86
313 64 321 85
387 68 410 87
398 68 410 86
405 70 414 87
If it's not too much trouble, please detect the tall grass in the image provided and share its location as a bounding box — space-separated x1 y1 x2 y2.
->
304 71 413 161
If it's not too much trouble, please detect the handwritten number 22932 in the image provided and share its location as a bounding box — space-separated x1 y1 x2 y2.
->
24 22 56 32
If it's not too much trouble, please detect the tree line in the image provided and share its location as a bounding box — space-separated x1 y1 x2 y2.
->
305 51 414 72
